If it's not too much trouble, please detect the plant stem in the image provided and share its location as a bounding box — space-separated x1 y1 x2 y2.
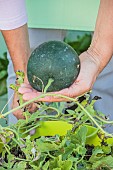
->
15 157 30 162
1 93 113 137
76 101 113 137
95 115 113 124
4 144 10 155
23 123 40 135
44 78 54 93
0 93 75 118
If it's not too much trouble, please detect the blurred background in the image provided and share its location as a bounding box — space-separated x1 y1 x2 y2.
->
0 0 99 126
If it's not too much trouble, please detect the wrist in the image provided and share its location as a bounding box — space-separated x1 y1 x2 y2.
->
87 35 113 73
24 74 29 84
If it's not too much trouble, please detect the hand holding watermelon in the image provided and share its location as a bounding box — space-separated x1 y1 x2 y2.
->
18 41 100 102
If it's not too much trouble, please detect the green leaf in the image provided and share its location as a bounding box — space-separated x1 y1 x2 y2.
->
70 126 88 146
0 78 7 96
1 154 15 169
92 146 104 155
36 138 59 152
0 70 7 80
60 160 72 170
49 156 73 170
89 146 104 164
102 145 111 154
62 143 75 160
0 54 8 96
75 145 87 155
13 161 27 170
30 154 47 169
66 109 76 116
29 163 40 170
21 137 34 160
15 71 25 84
78 34 92 52
0 168 6 170
92 155 113 169
0 57 8 71
65 33 92 55
42 161 49 170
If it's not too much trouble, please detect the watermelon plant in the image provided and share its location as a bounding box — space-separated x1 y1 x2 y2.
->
0 71 113 170
0 39 113 169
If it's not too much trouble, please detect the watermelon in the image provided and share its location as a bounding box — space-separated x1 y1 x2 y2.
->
27 41 80 92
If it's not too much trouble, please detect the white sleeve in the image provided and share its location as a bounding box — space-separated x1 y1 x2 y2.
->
0 0 27 30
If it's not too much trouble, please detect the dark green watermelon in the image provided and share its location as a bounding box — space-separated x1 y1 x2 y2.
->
27 41 80 92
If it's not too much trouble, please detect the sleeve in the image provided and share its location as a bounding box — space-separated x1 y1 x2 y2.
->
0 0 27 30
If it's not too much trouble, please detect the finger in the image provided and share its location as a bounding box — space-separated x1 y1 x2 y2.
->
13 111 25 119
12 93 25 119
23 91 68 102
26 103 38 113
22 80 90 102
12 102 24 119
54 80 91 98
23 91 41 100
21 83 31 88
22 78 91 102
18 87 33 94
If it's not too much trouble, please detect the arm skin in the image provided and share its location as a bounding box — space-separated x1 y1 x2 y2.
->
1 24 31 119
88 0 113 73
19 0 113 102
1 24 30 82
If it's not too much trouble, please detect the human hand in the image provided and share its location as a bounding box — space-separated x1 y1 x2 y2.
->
11 72 38 119
18 51 101 102
11 92 24 119
12 92 38 119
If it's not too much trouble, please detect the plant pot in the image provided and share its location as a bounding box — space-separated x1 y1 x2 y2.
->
30 121 113 146
30 121 102 146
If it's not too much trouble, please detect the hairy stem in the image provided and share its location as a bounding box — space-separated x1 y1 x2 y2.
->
1 93 113 137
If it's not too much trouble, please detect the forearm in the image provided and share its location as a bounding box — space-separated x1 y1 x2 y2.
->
1 24 30 80
88 0 113 73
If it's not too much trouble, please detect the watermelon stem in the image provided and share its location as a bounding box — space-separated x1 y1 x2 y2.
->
44 78 54 93
32 75 44 92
